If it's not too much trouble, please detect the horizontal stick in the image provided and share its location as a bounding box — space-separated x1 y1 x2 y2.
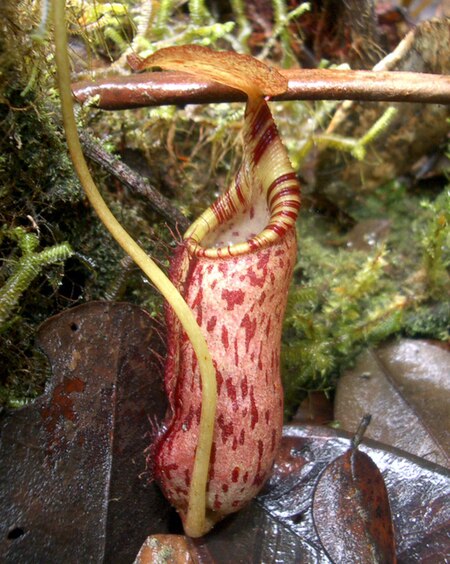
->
72 68 450 109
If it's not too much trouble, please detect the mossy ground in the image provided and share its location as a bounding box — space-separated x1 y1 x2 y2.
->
1 1 448 412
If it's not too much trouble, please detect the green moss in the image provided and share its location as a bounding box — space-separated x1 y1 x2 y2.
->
281 180 449 416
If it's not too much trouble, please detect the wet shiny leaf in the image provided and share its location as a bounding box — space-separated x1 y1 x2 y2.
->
0 302 169 563
312 439 396 563
179 426 450 562
251 426 449 563
335 339 450 467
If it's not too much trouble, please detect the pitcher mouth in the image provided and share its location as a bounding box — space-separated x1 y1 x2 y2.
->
185 169 300 258
184 103 300 259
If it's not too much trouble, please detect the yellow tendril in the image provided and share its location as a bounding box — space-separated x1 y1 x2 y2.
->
52 0 216 538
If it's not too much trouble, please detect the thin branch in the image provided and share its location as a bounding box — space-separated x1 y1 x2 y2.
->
79 131 190 231
72 68 450 110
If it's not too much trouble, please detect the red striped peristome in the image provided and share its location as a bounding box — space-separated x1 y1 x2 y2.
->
136 46 301 534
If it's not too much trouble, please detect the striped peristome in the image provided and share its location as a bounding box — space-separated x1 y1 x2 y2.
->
131 46 301 534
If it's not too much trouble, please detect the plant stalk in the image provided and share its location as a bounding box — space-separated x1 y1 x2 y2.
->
52 0 217 537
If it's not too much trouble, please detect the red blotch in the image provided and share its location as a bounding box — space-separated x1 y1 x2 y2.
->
221 324 229 349
226 378 238 411
239 428 245 445
257 250 270 272
234 339 239 367
222 483 229 493
246 267 265 288
271 349 276 371
253 473 264 487
258 341 263 371
217 414 234 444
241 376 248 399
241 313 257 353
271 428 277 452
258 439 264 460
265 410 270 424
191 353 197 375
209 442 217 480
221 288 245 310
216 369 224 395
207 315 217 332
191 287 203 325
243 471 249 483
231 467 240 482
250 386 259 430
218 262 229 276
232 436 238 451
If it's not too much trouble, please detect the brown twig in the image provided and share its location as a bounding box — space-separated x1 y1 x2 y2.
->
79 131 190 231
72 68 450 110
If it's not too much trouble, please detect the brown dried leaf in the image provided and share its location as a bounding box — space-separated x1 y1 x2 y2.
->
258 426 450 563
335 339 450 468
190 426 449 562
0 302 169 563
134 534 211 564
312 440 396 563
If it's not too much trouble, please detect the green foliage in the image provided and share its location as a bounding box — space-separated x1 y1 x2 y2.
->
0 227 73 330
420 189 450 298
281 180 450 416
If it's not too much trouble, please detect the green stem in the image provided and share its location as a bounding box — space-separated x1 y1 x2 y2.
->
52 0 217 538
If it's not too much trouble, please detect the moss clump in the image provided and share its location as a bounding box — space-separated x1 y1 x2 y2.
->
281 182 449 417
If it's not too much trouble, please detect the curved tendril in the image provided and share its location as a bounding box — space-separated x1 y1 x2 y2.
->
52 0 216 538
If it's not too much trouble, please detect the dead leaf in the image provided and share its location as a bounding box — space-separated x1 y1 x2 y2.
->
312 424 396 563
335 339 450 468
134 534 211 563
257 426 449 563
0 302 169 563
187 426 450 562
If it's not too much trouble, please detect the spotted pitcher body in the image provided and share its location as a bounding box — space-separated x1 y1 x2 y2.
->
130 46 301 533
